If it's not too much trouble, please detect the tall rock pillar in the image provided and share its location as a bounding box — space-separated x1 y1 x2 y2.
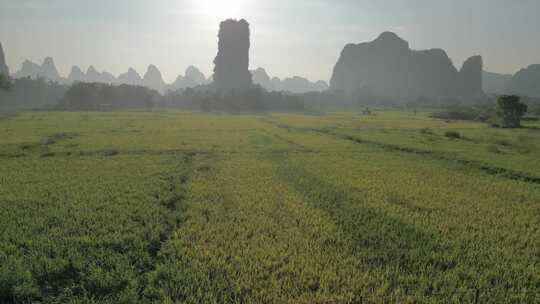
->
458 55 484 97
0 42 9 76
213 19 253 92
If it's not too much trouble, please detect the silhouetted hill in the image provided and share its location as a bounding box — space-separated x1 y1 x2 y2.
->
271 77 281 91
251 68 328 93
167 66 208 93
0 42 9 76
13 60 42 79
85 66 99 83
314 80 329 91
507 64 540 97
167 75 187 93
101 71 117 84
280 76 329 94
14 61 120 85
143 65 166 93
213 19 253 92
117 68 142 86
40 57 62 82
13 57 63 82
251 68 273 91
85 66 117 84
10 55 209 94
330 32 484 101
186 66 207 85
482 71 512 95
457 55 483 97
68 66 86 83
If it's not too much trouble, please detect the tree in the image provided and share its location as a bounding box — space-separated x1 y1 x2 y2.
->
59 83 158 111
363 107 372 116
62 82 100 111
532 104 540 116
0 74 12 91
158 97 170 109
496 95 528 128
144 94 155 110
200 97 212 112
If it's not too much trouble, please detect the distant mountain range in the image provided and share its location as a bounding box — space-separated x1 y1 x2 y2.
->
482 71 512 95
506 65 540 97
9 57 211 93
13 57 63 83
7 56 328 95
483 67 540 97
251 68 328 93
3 43 540 97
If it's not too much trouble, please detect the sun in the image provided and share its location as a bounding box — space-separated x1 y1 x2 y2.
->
197 0 246 18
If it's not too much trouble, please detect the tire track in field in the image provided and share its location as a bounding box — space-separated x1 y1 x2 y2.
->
144 155 382 303
271 154 460 301
139 152 213 300
271 154 540 302
260 118 540 185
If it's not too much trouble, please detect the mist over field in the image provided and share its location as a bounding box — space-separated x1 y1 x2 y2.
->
1 1 539 303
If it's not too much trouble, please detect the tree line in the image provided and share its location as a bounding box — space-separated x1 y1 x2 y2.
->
59 82 160 111
0 77 68 111
0 76 537 129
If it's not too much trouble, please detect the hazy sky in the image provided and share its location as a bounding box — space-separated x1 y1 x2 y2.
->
1 0 539 82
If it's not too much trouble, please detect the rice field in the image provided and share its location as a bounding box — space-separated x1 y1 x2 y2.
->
0 111 539 303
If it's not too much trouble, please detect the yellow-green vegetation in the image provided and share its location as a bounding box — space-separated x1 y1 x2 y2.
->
0 111 539 303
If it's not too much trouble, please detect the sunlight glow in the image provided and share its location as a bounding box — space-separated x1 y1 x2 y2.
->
196 0 246 18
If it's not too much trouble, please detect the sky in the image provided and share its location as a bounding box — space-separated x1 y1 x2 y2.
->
1 0 539 83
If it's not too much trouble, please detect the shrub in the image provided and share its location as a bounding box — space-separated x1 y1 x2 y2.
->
101 149 119 157
445 131 461 139
0 73 12 91
498 140 510 146
420 128 434 135
487 145 502 154
432 107 479 121
40 151 55 158
40 137 56 145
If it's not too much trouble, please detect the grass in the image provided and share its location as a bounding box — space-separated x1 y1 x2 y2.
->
0 110 539 303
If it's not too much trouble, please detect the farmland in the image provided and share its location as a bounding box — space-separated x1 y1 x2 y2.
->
0 111 539 303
